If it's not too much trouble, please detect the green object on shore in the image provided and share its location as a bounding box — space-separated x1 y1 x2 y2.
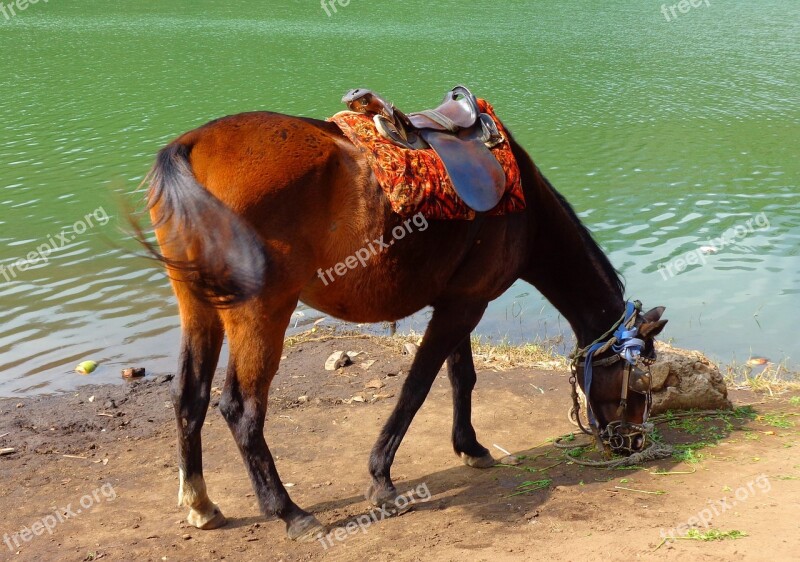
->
75 361 98 375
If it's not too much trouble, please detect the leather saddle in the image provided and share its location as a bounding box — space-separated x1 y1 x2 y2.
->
341 86 507 212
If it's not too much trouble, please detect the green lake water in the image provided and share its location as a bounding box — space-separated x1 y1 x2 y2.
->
0 0 797 395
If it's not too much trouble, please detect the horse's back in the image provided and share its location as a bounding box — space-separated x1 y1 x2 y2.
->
177 112 359 212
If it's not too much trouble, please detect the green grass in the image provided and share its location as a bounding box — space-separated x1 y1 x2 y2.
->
790 396 800 406
730 406 758 420
672 444 706 464
760 413 795 429
657 528 747 551
506 479 552 497
680 529 747 542
567 446 590 458
469 334 565 368
668 417 705 435
657 409 749 464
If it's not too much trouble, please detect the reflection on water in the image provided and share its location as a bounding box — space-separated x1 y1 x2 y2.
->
1 0 797 395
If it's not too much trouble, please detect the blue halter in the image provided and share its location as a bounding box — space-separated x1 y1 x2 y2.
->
581 300 644 427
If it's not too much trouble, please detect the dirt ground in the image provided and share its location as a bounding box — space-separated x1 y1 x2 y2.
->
1 334 798 562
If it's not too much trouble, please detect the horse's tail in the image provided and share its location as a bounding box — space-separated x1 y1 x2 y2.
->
135 142 267 306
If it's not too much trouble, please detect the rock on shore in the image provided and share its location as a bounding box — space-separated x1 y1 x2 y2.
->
651 342 732 413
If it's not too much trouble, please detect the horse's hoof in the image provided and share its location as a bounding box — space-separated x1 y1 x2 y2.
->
460 452 497 468
287 514 326 542
187 503 227 530
365 484 413 516
366 483 398 508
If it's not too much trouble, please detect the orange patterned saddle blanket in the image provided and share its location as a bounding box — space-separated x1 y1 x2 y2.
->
328 99 525 220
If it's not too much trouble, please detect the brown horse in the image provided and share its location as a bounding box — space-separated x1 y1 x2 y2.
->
140 109 667 541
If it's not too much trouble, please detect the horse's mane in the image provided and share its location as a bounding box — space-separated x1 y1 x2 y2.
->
506 127 626 299
541 173 626 299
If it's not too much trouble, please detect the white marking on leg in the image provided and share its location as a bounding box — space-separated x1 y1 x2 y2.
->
178 469 226 529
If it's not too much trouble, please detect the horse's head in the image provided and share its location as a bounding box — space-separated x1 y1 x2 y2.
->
573 302 668 455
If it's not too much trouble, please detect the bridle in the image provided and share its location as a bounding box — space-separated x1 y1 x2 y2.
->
568 300 656 455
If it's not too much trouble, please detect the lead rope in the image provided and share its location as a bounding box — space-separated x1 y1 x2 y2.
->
555 409 731 467
553 433 675 468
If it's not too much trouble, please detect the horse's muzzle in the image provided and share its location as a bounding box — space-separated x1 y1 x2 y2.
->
604 421 650 455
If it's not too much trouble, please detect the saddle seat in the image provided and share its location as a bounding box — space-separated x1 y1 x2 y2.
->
341 86 507 212
407 86 480 131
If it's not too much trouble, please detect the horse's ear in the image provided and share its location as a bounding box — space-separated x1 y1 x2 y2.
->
640 319 668 339
642 306 666 323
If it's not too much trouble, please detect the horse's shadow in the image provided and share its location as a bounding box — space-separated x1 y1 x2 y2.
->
300 410 751 531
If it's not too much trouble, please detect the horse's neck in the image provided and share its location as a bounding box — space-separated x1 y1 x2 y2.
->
524 166 624 347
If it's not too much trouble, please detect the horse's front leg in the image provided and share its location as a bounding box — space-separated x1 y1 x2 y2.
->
367 301 487 507
447 337 496 468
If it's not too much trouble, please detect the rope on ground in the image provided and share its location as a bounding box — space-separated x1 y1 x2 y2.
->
554 437 675 468
647 409 730 424
553 408 738 468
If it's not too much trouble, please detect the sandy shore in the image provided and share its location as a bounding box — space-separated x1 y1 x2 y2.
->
0 333 798 561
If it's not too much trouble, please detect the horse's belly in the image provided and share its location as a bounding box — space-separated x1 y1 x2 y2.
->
299 263 439 323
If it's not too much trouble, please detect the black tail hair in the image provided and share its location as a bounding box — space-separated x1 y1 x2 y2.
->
132 143 267 306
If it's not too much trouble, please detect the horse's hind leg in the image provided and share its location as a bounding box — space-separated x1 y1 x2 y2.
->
447 337 496 468
218 296 325 542
171 284 227 529
367 301 487 506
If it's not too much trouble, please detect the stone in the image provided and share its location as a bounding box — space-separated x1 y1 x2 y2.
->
325 351 351 371
650 363 671 391
650 343 732 413
122 367 146 379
